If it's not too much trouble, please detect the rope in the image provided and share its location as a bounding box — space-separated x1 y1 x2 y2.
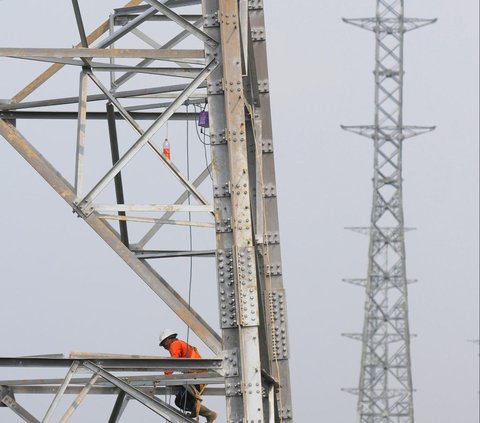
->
163 390 172 423
185 103 193 336
182 104 195 415
193 103 213 181
191 383 206 422
244 95 285 423
175 103 213 419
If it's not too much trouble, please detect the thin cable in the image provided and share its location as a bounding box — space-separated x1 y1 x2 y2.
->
193 104 211 145
202 128 212 181
185 103 193 321
184 104 194 414
164 390 172 423
244 95 285 423
193 104 213 181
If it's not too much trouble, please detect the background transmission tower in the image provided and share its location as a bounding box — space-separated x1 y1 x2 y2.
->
342 1 435 422
0 1 293 421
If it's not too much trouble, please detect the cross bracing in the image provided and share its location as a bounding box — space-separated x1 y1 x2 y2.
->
0 1 293 421
343 1 435 423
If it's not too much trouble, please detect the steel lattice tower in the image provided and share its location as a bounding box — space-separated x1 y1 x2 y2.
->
342 1 435 422
0 1 293 422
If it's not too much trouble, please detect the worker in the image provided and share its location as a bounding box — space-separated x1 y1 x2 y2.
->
159 329 218 423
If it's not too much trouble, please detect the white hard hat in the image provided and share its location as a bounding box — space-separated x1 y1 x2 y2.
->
159 329 177 346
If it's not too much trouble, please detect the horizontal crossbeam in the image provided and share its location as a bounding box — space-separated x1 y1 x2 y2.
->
0 356 222 371
0 48 205 60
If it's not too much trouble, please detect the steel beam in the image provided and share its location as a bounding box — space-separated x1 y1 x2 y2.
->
71 0 89 48
1 83 206 111
107 103 129 247
11 0 145 102
114 18 204 87
0 119 222 355
0 1 296 421
9 386 224 397
202 0 246 419
144 0 217 47
58 373 100 423
136 166 212 247
0 47 205 60
77 60 217 214
0 111 200 120
100 214 214 228
42 361 80 423
108 391 128 423
74 70 88 197
83 361 193 423
216 0 264 421
246 1 294 419
0 356 222 371
1 372 223 387
0 387 40 422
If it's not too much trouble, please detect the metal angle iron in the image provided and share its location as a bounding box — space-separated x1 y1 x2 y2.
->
0 0 293 422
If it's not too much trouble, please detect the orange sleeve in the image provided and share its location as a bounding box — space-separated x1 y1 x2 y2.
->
164 340 184 375
169 340 184 358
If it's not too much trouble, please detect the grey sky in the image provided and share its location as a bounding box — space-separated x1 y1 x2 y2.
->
0 1 478 423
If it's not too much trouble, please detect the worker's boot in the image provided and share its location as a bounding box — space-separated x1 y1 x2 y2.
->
198 404 218 423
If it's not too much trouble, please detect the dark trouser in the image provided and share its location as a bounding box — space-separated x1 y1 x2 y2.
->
174 385 201 413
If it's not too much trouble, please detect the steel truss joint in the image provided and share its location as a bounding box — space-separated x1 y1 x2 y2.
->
263 184 276 198
203 12 219 28
248 0 263 10
257 79 269 93
262 138 273 153
222 349 240 377
250 27 265 41
217 249 237 328
236 247 260 327
225 381 242 397
213 182 231 198
215 217 232 233
210 130 227 144
268 289 289 360
265 263 282 277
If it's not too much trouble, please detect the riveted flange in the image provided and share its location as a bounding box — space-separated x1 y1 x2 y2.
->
216 217 232 233
223 348 239 377
265 263 281 276
225 382 242 398
264 231 280 245
217 249 237 328
268 289 289 360
251 27 266 41
248 0 263 10
280 406 293 420
263 184 276 198
257 79 269 93
207 80 224 95
214 182 231 198
262 138 273 153
0 386 15 407
236 246 259 327
210 130 227 145
203 12 219 28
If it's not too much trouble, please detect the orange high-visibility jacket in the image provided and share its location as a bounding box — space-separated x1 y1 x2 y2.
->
165 339 201 375
168 339 202 359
